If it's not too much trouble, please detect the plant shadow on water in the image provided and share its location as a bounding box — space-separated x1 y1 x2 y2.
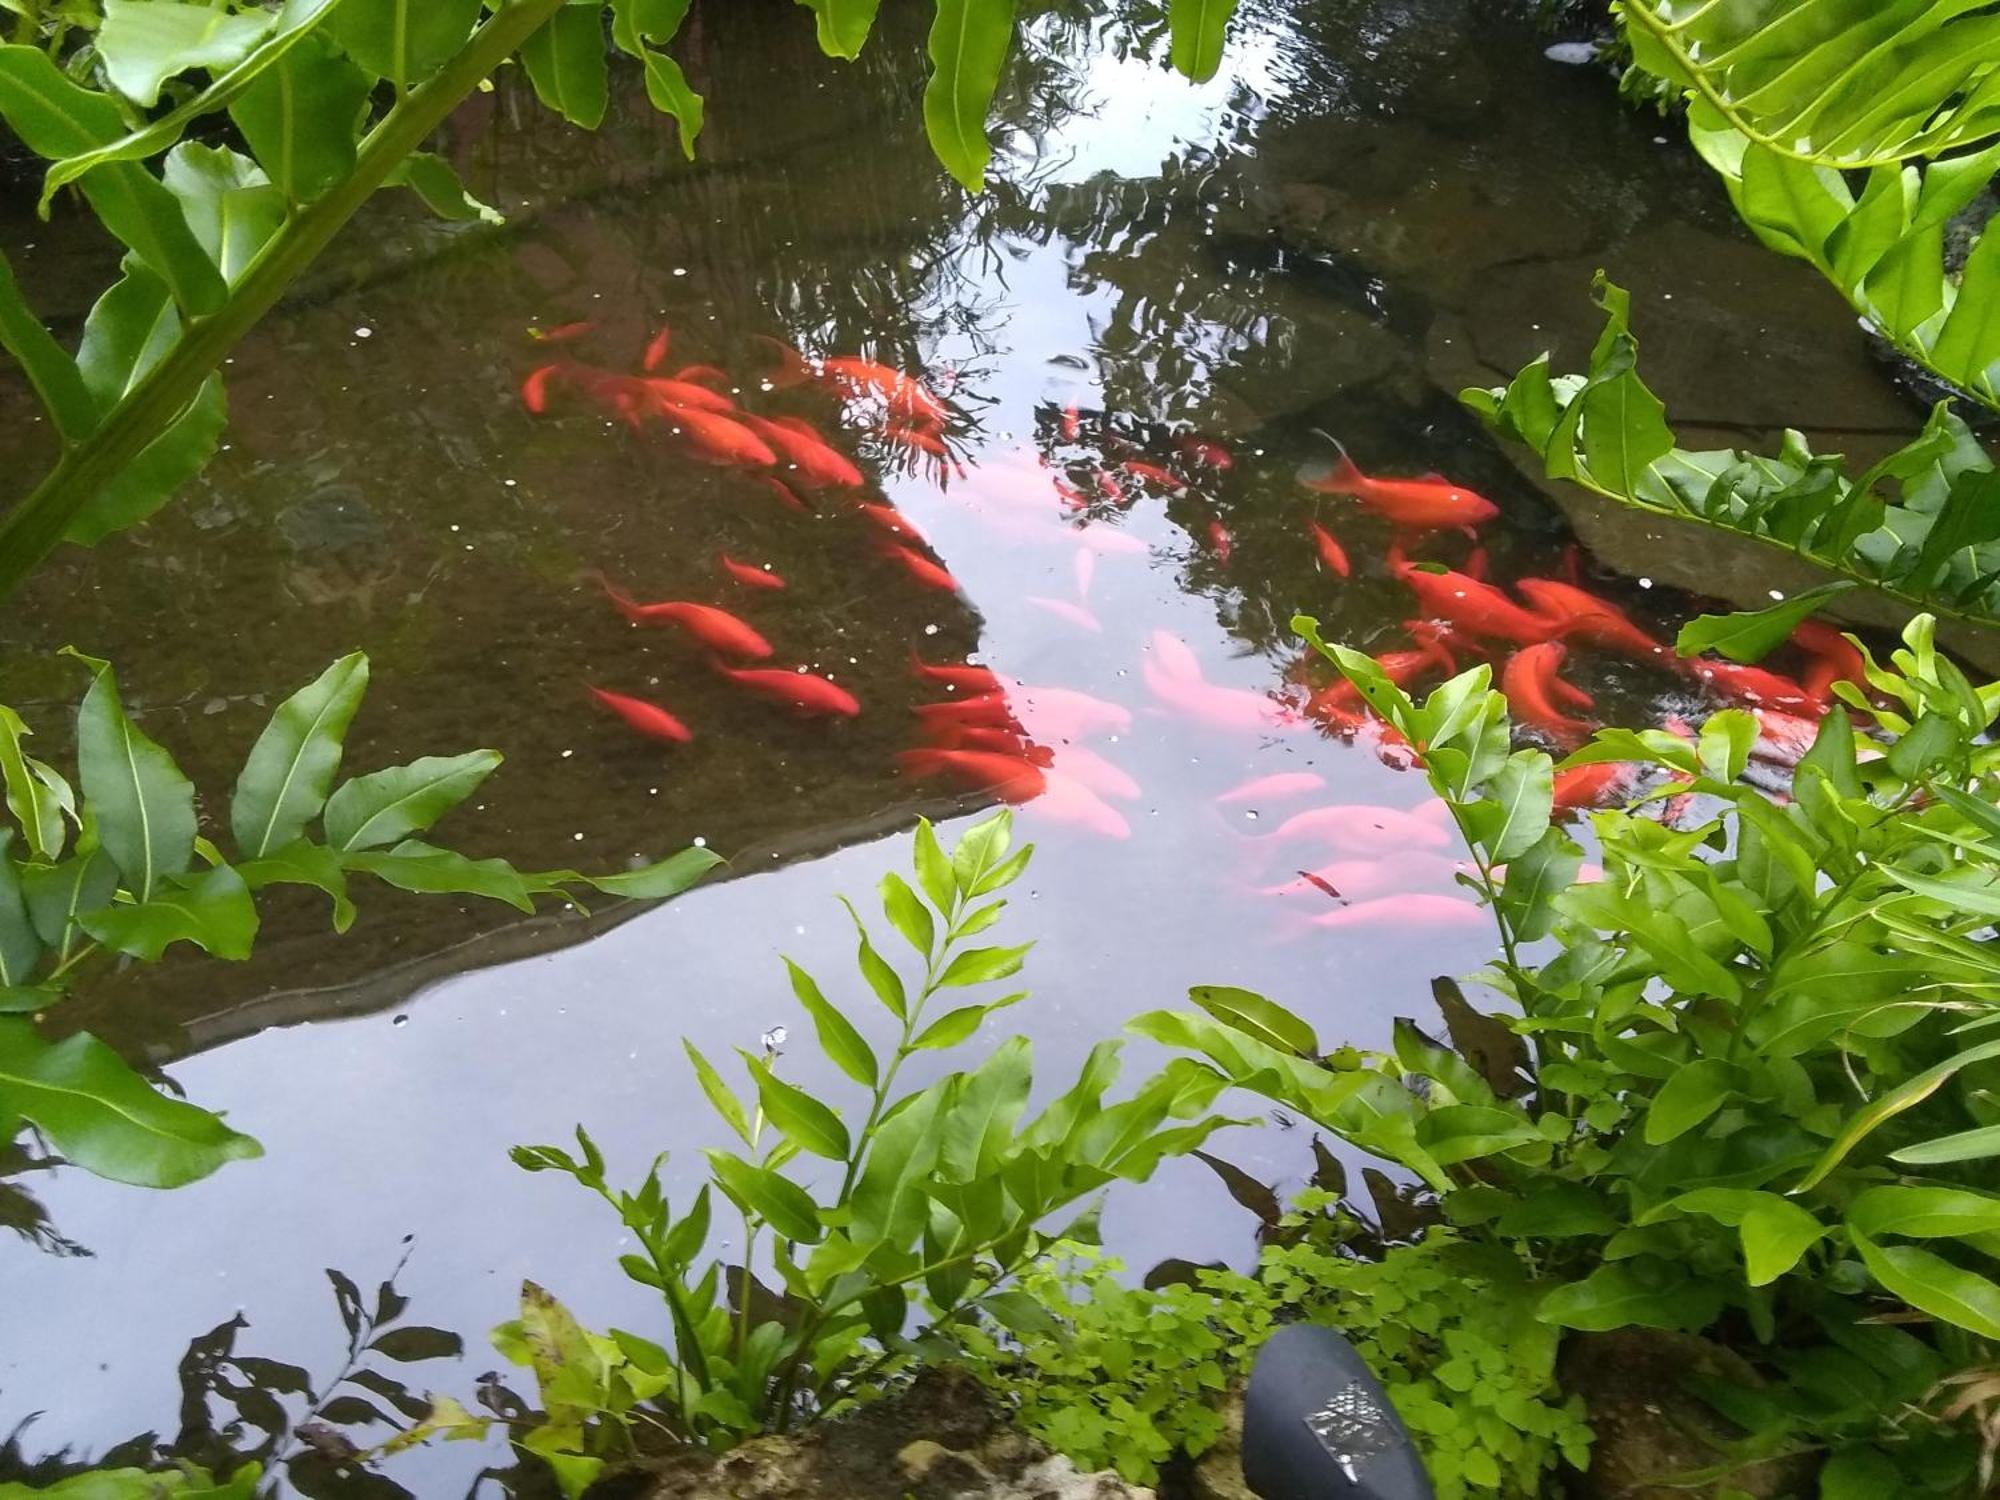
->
0 0 1950 1492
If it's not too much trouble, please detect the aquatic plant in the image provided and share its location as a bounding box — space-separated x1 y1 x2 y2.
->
0 0 1241 600
1469 274 2000 632
481 810 1239 1495
1140 609 2000 1493
957 1204 1590 1496
0 650 718 1191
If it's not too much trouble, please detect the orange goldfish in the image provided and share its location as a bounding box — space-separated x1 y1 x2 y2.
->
1502 643 1594 745
741 414 864 488
603 586 774 659
641 325 671 371
896 747 1045 802
877 542 959 591
589 685 691 744
1308 521 1350 578
1300 436 1499 531
720 554 786 590
713 663 861 718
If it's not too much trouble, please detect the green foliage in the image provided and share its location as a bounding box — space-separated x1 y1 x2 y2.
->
959 1204 1590 1496
0 651 719 1189
1469 275 2000 629
473 812 1237 1495
0 1465 261 1497
1137 612 2000 1492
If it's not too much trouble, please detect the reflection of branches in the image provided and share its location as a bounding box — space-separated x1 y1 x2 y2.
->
0 1141 88 1258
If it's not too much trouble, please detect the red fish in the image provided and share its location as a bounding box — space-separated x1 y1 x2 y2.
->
1053 476 1091 512
1308 521 1350 578
1677 656 1821 712
1502 643 1594 744
1026 597 1103 633
1464 547 1489 582
521 363 562 413
1177 436 1232 471
664 407 779 468
912 656 1003 695
924 725 1054 766
534 320 594 343
752 475 810 513
673 363 730 389
589 685 691 745
720 554 786 590
887 422 950 459
878 542 959 591
1300 437 1499 531
821 355 949 426
896 747 1045 802
751 334 815 388
1207 520 1233 564
713 663 861 718
1515 578 1666 660
645 377 736 415
642 325 671 372
1389 547 1560 644
860 499 919 537
1061 405 1081 442
1094 468 1129 507
1122 460 1186 494
604 586 773 659
1552 761 1632 812
1306 621 1457 723
913 694 1021 730
1792 619 1867 702
739 414 863 488
1217 771 1326 806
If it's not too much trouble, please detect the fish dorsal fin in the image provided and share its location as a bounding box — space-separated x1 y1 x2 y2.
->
1418 471 1452 485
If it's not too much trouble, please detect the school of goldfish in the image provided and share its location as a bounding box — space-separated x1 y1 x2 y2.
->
522 323 1872 936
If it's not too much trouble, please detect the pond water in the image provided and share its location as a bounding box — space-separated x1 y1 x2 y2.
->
0 0 1924 1491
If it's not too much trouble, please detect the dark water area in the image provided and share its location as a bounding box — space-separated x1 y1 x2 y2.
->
0 0 1931 1491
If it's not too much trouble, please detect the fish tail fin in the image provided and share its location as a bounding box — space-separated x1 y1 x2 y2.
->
894 748 944 780
1385 540 1411 578
752 334 812 388
593 574 642 619
1300 430 1364 495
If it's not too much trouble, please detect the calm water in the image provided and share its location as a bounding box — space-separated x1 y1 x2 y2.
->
0 0 1922 1491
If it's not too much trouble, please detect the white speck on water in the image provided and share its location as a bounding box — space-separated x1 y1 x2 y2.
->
503 479 517 488
1639 577 1654 588
1768 589 1785 600
561 749 573 759
574 833 584 842
649 787 659 795
354 326 372 338
673 267 688 277
692 835 707 847
795 925 806 935
924 624 939 636
450 523 460 532
1245 809 1260 820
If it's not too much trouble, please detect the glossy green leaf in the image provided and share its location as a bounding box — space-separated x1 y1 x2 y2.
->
22 850 117 949
1643 1058 1739 1145
1167 0 1238 83
0 45 224 313
65 373 227 546
0 706 64 860
684 1039 751 1145
1537 1260 1721 1332
848 1079 946 1245
838 895 905 1018
98 0 275 108
911 992 1021 1050
520 4 609 130
878 871 933 957
922 0 1017 192
935 940 1030 988
622 27 702 158
743 1053 850 1160
1848 1185 2000 1241
161 143 285 284
1696 709 1758 784
1739 1194 1828 1286
322 750 501 852
0 1017 261 1187
67 650 195 901
326 0 482 88
82 864 259 961
235 838 354 931
75 260 179 414
227 31 372 203
232 653 370 859
705 1149 822 1243
1796 1037 2000 1190
583 845 722 899
1851 1230 2000 1340
912 817 953 911
343 840 538 913
1674 582 1856 663
0 248 95 442
785 957 877 1088
1497 825 1582 943
940 1034 1031 1180
1930 215 2000 398
1471 749 1552 863
795 0 879 58
1188 984 1318 1056
0 831 42 987
383 151 503 224
1891 1123 2000 1166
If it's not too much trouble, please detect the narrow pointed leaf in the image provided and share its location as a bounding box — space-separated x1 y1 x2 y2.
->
922 0 1016 192
232 653 370 859
68 651 196 901
323 750 501 852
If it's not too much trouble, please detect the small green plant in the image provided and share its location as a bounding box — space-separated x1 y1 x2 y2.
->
0 650 718 1190
473 811 1239 1496
1140 607 2000 1492
957 1194 1590 1496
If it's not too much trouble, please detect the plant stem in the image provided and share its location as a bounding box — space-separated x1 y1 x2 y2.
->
0 0 570 603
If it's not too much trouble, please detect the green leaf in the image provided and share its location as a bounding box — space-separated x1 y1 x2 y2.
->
1739 1195 1827 1286
1167 0 1238 83
65 373 227 545
1187 984 1318 1056
1538 1260 1721 1332
912 818 953 911
848 1078 947 1245
911 993 1021 1050
949 809 1014 892
785 957 877 1088
1497 825 1583 943
879 871 933 958
1674 582 1857 663
0 831 42 987
1819 1447 1902 1500
383 151 503 224
1796 1037 2000 1190
0 45 225 313
0 706 65 860
1931 217 2000 397
705 1149 822 1243
67 650 196 901
1576 344 1674 495
1848 1185 2000 1241
1470 749 1553 863
232 653 370 859
322 750 501 852
0 1017 261 1187
941 1034 1032 1180
22 850 117 948
838 896 905 1018
227 31 372 203
1891 1123 2000 1166
1697 708 1758 784
922 0 1017 192
343 840 538 913
0 248 95 442
1643 1058 1739 1144
161 142 285 284
82 863 259 961
795 0 879 58
326 0 482 88
743 1053 850 1160
520 3 609 130
1852 1230 2000 1340
583 846 722 899
75 260 179 414
608 2 703 158
936 941 1030 988
685 1039 751 1146
235 838 354 931
98 0 274 108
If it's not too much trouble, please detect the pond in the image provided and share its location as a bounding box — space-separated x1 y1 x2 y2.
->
0 0 1922 1491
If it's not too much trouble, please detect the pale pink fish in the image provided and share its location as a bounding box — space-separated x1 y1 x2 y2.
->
1148 629 1205 681
966 501 1071 547
1074 550 1097 599
1143 658 1296 734
1027 597 1104 633
1217 771 1327 806
1073 522 1149 557
1305 893 1486 930
1029 771 1133 839
1001 679 1133 741
1258 851 1461 903
1055 745 1141 801
1261 803 1452 855
1412 798 1457 833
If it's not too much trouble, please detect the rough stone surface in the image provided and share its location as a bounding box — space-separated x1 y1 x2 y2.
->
1187 1388 1254 1500
629 1367 1153 1500
1562 1330 1817 1499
